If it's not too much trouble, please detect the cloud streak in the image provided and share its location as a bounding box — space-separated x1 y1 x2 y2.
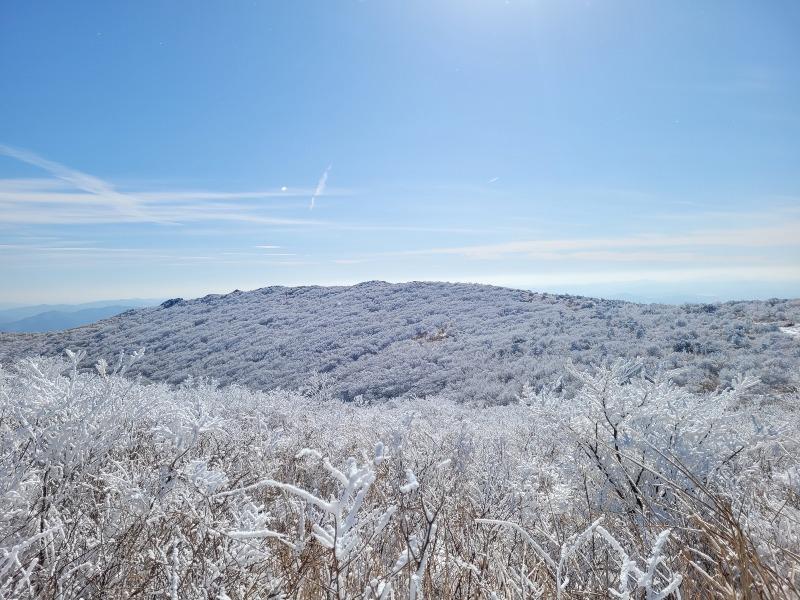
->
395 223 800 260
0 148 505 235
310 164 331 210
459 265 800 288
0 145 335 228
0 143 154 221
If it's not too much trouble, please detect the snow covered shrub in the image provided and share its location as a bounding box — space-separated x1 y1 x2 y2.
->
0 350 798 598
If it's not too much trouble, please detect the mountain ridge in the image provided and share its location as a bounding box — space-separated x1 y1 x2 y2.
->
0 305 139 333
0 281 798 402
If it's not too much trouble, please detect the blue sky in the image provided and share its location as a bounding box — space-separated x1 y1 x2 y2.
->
1 1 799 303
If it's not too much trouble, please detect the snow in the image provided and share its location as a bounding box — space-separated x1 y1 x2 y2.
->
0 351 796 597
0 282 798 402
781 324 800 338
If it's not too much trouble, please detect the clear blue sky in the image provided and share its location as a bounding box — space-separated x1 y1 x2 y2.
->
1 1 799 303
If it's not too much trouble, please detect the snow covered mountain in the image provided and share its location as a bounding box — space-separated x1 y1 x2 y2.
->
0 281 798 402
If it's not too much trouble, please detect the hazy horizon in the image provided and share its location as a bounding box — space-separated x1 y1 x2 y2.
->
2 278 799 308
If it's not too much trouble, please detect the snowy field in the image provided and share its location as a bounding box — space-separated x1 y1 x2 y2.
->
782 324 800 339
1 349 798 598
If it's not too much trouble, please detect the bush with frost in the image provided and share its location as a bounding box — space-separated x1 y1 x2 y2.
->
0 350 798 598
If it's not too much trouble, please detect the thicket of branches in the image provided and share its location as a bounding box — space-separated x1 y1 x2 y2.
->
1 350 798 598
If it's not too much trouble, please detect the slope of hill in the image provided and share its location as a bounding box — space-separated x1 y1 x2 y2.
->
0 281 798 402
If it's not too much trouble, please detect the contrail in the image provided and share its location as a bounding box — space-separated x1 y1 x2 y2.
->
0 143 151 221
310 164 331 210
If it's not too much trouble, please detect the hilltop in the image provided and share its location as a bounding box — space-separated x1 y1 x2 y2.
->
0 281 798 402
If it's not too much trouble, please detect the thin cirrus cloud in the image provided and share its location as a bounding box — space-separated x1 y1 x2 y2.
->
309 164 331 210
0 181 487 233
2 143 799 298
323 220 800 285
396 224 800 260
0 243 305 268
0 144 155 222
0 145 503 235
0 143 333 226
466 265 800 288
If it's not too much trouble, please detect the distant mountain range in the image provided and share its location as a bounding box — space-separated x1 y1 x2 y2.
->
0 299 161 332
0 282 797 401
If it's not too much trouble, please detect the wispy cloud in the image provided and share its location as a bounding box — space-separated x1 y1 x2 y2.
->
0 144 341 227
0 199 328 226
459 266 800 288
0 186 493 233
395 223 800 261
320 221 800 285
135 190 312 201
0 144 154 221
0 241 304 267
310 164 331 210
0 147 500 235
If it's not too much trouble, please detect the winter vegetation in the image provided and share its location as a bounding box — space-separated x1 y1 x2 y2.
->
0 282 798 403
3 0 798 598
1 346 799 598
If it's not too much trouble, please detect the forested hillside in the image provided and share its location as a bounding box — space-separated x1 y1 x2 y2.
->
0 282 798 402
